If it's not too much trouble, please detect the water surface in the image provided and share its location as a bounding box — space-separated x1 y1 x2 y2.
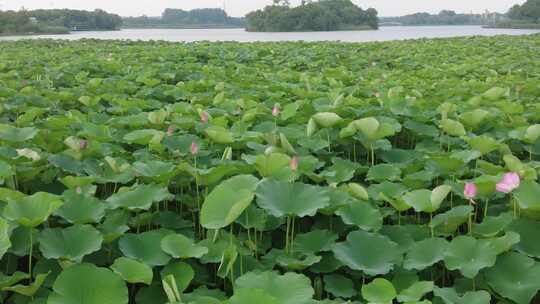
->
1 26 539 42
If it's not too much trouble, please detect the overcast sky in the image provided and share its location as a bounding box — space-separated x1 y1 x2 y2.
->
0 0 527 17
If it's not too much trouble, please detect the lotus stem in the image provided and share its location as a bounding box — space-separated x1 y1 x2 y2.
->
484 199 489 218
285 216 290 255
468 199 473 235
28 228 33 279
290 216 296 254
429 212 434 238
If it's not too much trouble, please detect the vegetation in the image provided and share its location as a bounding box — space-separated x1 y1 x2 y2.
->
246 0 378 32
123 8 244 29
0 9 122 35
508 0 540 23
0 34 540 303
380 10 489 26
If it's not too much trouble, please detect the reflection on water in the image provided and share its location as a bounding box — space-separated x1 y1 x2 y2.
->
1 26 539 42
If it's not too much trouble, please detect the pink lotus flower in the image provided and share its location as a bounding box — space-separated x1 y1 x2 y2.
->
79 139 88 150
496 172 521 194
464 182 477 199
290 156 299 171
272 104 280 117
191 142 199 156
200 111 209 123
167 125 175 136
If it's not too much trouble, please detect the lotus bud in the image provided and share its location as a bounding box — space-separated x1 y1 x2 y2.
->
79 139 88 150
464 182 477 199
76 186 82 194
200 111 209 123
290 156 299 171
272 103 280 117
496 172 520 194
191 141 199 156
167 125 175 136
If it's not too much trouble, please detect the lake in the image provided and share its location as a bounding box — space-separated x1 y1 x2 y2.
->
1 26 539 42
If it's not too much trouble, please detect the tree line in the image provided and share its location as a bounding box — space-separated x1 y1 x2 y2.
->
245 0 378 32
122 8 245 28
0 9 122 35
508 0 540 23
380 10 488 26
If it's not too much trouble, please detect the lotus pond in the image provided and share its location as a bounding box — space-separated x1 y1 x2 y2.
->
0 35 540 304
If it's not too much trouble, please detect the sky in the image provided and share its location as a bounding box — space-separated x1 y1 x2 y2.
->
0 0 527 17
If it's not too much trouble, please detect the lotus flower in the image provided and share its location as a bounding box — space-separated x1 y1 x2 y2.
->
191 141 199 156
290 156 299 171
496 172 520 194
463 182 477 199
167 125 175 136
200 111 209 123
272 104 280 117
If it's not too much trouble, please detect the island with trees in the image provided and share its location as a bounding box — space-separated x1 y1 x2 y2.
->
491 0 540 28
0 9 122 35
245 0 378 32
122 8 245 29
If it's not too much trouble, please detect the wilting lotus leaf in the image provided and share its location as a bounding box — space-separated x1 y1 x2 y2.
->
293 229 338 254
443 236 497 278
200 175 259 229
48 263 128 304
160 262 194 293
0 124 38 142
434 287 491 304
332 230 399 275
2 271 49 296
119 230 172 266
404 238 448 271
507 218 540 258
235 271 314 304
366 164 401 182
473 212 513 237
38 224 103 262
440 119 466 137
513 180 540 211
205 125 234 144
111 257 153 285
312 112 342 128
106 184 173 211
485 252 540 304
361 278 396 304
161 234 208 259
3 192 63 228
430 206 473 236
323 274 356 298
335 202 383 231
229 288 279 304
56 190 106 224
397 281 433 302
255 179 330 218
403 185 451 213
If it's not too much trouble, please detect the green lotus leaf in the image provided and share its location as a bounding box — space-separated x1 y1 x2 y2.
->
48 263 128 304
99 210 130 243
485 252 540 304
229 288 279 304
460 109 490 130
507 218 540 258
443 236 497 278
59 176 97 189
235 271 314 304
403 185 450 213
0 124 38 142
161 234 208 259
119 230 172 266
440 119 466 137
332 230 399 276
482 87 507 100
217 244 238 278
353 117 380 138
3 192 63 228
434 287 491 304
0 272 29 289
111 257 153 285
306 117 318 137
346 183 369 201
0 217 11 259
361 278 396 304
486 231 520 255
322 157 360 184
335 202 383 231
473 212 513 238
255 179 330 218
205 125 234 144
312 112 342 128
293 229 338 254
466 135 500 155
253 153 291 180
38 224 103 262
524 124 540 143
323 274 356 298
513 180 540 211
56 189 106 224
275 251 321 270
132 160 177 180
404 238 449 271
106 184 173 211
0 160 13 180
3 271 49 296
123 129 165 145
430 206 473 236
200 175 259 229
366 164 401 182
397 281 433 302
160 262 194 293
